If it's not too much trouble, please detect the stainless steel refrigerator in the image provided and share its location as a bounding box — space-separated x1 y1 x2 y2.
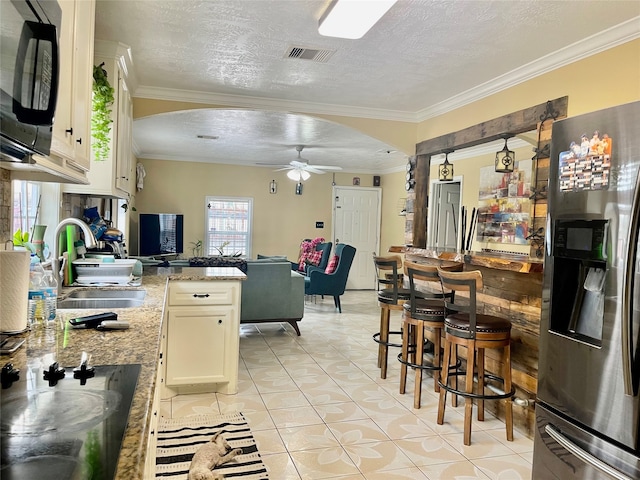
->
533 101 640 479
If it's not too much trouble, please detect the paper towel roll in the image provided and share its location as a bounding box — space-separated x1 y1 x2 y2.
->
0 250 31 333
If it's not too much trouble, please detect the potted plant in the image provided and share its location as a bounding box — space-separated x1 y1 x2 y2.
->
12 229 34 253
190 240 203 257
91 63 115 162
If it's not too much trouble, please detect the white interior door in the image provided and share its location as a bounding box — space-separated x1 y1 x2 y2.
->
436 182 460 249
428 180 461 250
332 187 380 289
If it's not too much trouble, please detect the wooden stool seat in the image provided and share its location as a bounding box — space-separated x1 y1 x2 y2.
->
404 298 446 316
436 267 515 446
378 288 411 304
445 313 512 334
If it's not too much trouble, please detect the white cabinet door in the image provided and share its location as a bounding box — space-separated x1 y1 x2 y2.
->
143 315 165 479
69 0 95 170
50 0 95 171
50 0 75 162
114 72 132 193
165 306 231 386
63 43 133 198
162 280 241 395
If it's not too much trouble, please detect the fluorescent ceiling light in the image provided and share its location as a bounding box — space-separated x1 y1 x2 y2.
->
318 0 397 39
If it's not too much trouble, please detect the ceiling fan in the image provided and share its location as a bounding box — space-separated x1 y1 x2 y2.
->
270 145 342 181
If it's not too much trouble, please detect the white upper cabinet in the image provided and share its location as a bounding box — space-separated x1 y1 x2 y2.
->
114 68 133 194
64 41 136 198
50 0 95 172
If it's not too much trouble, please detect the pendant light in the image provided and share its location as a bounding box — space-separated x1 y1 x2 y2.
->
495 135 515 173
438 151 454 182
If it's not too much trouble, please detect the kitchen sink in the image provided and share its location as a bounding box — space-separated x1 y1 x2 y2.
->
57 289 146 309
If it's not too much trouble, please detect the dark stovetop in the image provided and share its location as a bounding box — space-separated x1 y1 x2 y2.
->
1 363 140 480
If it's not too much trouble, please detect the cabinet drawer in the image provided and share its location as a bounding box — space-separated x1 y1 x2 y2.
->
168 281 236 306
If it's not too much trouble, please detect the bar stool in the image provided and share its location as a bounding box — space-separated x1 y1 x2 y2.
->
399 260 463 408
373 255 410 379
436 267 515 446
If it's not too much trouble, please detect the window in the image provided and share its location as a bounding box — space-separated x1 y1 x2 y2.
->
12 180 41 238
205 197 252 258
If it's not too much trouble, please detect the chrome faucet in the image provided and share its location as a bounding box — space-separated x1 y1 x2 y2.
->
52 217 97 284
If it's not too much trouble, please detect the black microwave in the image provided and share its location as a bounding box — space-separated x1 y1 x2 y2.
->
0 0 61 162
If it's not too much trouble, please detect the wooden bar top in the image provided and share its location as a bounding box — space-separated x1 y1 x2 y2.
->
389 246 544 274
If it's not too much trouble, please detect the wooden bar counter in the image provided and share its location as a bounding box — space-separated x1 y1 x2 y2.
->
390 246 543 438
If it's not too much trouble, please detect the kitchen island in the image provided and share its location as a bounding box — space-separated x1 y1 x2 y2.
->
0 266 245 480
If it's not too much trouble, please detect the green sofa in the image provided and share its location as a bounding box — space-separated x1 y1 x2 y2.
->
240 257 305 335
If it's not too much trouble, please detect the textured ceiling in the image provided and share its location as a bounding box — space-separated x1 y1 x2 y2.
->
94 0 640 173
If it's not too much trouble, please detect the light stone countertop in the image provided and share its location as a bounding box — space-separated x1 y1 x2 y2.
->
1 266 245 480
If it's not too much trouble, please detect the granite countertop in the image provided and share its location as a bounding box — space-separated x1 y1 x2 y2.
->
0 266 245 480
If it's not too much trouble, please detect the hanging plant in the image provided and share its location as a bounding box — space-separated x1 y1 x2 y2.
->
91 63 115 161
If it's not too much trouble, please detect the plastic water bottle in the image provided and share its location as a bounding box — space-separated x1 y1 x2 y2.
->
28 255 46 325
42 271 58 321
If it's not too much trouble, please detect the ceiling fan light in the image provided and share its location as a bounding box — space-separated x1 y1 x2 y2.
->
300 170 311 181
318 0 397 39
287 169 302 181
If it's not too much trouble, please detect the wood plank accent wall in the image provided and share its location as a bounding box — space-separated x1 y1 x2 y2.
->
404 98 569 438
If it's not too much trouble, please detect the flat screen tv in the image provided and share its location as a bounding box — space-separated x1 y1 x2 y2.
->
138 213 184 256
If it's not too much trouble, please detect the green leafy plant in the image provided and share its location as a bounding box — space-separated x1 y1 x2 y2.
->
91 63 115 161
190 240 203 257
12 229 35 252
214 241 230 256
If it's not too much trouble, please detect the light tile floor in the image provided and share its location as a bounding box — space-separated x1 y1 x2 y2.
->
160 290 533 480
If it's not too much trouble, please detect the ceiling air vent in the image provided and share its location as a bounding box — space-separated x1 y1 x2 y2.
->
285 45 336 63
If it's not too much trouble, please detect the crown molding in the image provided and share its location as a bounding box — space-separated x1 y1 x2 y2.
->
416 16 640 121
131 17 638 124
133 86 419 122
135 152 407 175
94 40 139 92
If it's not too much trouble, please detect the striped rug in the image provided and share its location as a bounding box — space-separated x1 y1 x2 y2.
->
155 412 269 479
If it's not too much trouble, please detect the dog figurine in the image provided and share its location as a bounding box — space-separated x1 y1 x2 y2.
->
187 432 243 480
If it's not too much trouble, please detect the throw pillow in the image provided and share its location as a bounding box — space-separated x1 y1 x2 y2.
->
325 255 339 274
297 251 309 272
306 250 323 267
